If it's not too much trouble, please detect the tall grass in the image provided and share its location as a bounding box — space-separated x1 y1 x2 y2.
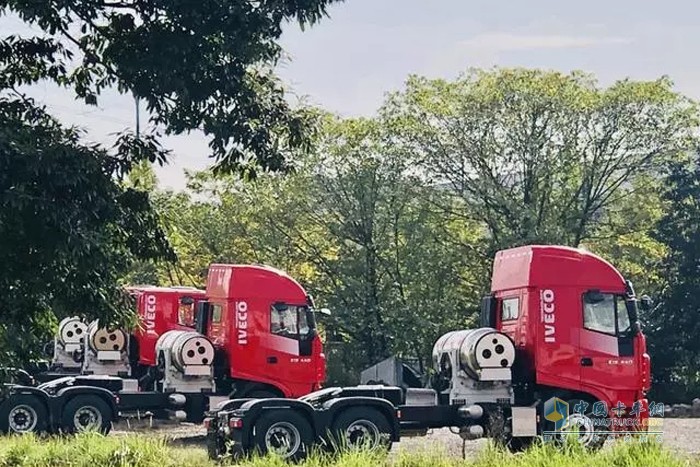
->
0 433 695 467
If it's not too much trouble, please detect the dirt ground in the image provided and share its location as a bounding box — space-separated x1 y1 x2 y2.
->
114 417 700 458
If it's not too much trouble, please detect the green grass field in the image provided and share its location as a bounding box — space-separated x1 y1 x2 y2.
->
0 433 696 467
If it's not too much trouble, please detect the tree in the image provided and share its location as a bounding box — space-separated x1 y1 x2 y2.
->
1 0 342 172
0 0 341 364
150 117 490 383
0 95 172 363
381 68 698 251
648 153 700 402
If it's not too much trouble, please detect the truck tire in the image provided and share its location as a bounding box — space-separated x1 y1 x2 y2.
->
563 398 607 450
252 410 313 461
331 407 392 452
61 395 112 434
0 394 48 434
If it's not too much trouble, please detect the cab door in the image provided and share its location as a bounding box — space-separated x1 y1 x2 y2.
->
260 303 316 386
579 291 638 404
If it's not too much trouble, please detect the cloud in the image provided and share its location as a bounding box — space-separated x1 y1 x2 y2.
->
460 33 633 52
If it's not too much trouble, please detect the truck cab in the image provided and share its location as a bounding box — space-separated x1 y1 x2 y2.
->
485 245 651 414
200 265 326 398
128 286 208 370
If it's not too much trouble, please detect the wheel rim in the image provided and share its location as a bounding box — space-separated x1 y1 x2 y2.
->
564 413 596 446
264 421 301 458
8 405 38 432
345 419 380 449
73 406 102 432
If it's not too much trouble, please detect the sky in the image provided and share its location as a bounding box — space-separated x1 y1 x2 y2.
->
4 0 700 190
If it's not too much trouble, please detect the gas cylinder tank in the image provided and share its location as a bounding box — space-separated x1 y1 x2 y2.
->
87 321 128 352
57 317 87 346
432 327 516 378
155 330 215 371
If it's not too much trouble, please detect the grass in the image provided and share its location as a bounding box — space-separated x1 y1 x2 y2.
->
0 433 696 467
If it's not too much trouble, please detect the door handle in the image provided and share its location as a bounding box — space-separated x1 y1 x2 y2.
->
267 356 278 364
581 357 593 367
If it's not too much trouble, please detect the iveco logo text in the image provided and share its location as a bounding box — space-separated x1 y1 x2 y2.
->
540 289 556 343
145 295 157 334
236 301 248 345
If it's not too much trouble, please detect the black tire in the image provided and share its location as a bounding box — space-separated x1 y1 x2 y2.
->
252 410 314 462
330 407 392 452
61 395 113 434
0 394 49 434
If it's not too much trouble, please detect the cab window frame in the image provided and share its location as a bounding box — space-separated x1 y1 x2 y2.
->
270 304 312 341
501 296 520 321
582 292 630 337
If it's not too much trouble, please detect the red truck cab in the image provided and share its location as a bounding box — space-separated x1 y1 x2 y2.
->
201 264 326 398
128 286 207 368
486 245 651 424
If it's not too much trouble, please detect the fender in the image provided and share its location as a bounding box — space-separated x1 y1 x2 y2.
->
211 398 255 414
236 398 316 446
322 396 400 441
1 385 51 412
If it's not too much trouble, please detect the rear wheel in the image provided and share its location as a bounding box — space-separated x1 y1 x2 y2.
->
252 410 314 461
61 395 112 434
331 407 392 452
0 394 48 434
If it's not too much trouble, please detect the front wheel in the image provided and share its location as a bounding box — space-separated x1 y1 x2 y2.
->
252 410 314 461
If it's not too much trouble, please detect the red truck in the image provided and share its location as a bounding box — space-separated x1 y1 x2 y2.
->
206 245 652 460
3 264 326 434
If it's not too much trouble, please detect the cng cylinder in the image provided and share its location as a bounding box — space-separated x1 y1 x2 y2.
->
87 320 128 352
432 328 516 379
57 317 87 346
155 330 215 371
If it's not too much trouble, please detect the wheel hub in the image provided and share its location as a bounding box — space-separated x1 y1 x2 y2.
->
346 420 380 449
74 406 102 431
265 421 301 458
564 413 596 445
9 405 37 432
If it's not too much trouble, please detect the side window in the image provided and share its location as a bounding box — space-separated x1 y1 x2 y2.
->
616 296 631 334
210 304 223 324
178 297 195 327
270 305 312 340
583 294 618 335
501 297 519 321
271 306 299 336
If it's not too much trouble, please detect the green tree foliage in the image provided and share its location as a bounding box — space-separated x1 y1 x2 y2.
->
1 0 341 172
0 0 340 364
649 154 700 402
381 69 698 250
0 96 173 362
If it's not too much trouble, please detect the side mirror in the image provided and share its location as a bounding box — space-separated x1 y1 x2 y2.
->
194 301 210 335
639 295 653 311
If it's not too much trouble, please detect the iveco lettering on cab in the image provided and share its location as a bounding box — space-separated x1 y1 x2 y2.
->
236 301 248 345
144 294 158 336
540 289 556 343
